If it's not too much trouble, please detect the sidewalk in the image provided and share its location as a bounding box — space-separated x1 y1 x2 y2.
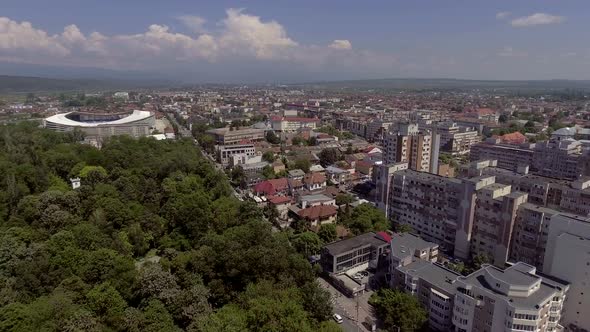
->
317 277 375 332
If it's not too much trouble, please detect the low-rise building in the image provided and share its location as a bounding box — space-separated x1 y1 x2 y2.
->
206 127 266 145
216 144 256 166
294 204 338 227
270 116 320 132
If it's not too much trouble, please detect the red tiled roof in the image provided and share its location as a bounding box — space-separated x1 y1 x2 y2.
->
254 178 289 195
297 205 338 220
475 108 497 116
304 172 326 185
268 195 292 205
498 131 527 144
376 231 392 243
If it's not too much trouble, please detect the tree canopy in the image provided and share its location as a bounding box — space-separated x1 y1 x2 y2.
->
0 122 334 331
369 289 428 332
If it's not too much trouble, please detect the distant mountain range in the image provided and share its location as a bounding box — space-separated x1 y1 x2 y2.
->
2 61 590 93
0 62 177 93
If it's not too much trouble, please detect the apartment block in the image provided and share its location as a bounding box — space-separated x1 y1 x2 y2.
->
388 166 536 263
533 138 585 180
467 160 590 217
388 168 481 260
453 262 568 332
542 213 590 331
470 139 535 172
383 123 439 172
434 122 480 156
374 162 409 218
393 260 568 332
392 260 461 331
470 183 528 266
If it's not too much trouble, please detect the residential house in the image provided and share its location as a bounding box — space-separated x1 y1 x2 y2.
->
295 204 338 228
303 172 327 191
253 178 289 196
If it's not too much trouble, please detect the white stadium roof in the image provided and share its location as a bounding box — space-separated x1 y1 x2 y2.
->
45 110 152 127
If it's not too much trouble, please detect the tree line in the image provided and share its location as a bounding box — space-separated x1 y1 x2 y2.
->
0 122 339 332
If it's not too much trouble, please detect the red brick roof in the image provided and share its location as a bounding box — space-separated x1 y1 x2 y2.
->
297 205 338 220
268 195 292 205
254 178 289 195
497 131 527 145
303 172 326 185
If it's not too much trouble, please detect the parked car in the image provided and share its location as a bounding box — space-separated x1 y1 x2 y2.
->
333 313 343 324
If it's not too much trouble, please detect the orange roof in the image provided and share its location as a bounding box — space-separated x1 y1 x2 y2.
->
499 131 526 144
297 205 338 220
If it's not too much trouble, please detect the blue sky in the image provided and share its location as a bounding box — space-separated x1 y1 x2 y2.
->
1 0 588 82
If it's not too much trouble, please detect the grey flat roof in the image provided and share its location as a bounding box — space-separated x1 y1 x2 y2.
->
391 233 437 258
461 263 566 308
397 260 460 294
323 232 387 256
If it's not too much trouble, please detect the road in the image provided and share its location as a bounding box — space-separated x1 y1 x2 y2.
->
318 277 373 332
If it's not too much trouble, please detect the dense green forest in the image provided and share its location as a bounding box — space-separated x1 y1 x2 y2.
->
0 122 339 332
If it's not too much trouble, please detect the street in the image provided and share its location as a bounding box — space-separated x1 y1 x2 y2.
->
317 277 375 332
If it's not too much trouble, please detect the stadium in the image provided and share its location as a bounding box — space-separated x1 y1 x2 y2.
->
44 110 155 141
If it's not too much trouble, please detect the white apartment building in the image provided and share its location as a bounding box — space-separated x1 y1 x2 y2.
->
453 262 568 332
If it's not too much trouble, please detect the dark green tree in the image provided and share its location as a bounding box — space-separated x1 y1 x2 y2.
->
369 289 428 332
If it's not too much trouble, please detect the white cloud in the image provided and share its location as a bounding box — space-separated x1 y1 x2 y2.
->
496 12 511 20
177 15 207 33
218 8 297 60
328 39 352 50
0 10 401 74
511 13 565 27
0 17 69 57
498 46 527 57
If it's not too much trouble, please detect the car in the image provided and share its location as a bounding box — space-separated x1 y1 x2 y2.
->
333 313 343 324
360 271 369 277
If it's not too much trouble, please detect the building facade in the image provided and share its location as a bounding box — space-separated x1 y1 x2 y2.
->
435 122 480 156
383 123 439 172
453 262 568 332
216 144 256 166
206 127 266 145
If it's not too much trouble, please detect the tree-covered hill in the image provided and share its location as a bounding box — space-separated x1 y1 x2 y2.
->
0 122 339 332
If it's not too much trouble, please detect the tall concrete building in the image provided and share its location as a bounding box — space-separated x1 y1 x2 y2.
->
470 139 535 172
383 123 439 173
434 122 480 156
387 167 530 262
453 262 568 332
533 138 585 180
541 213 590 331
470 183 528 266
392 260 569 332
509 204 559 272
373 162 408 218
471 137 590 181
